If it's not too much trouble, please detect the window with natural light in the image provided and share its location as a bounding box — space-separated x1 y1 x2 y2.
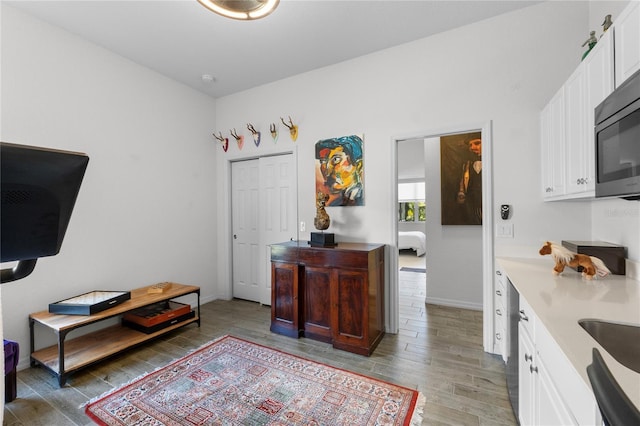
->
398 182 425 222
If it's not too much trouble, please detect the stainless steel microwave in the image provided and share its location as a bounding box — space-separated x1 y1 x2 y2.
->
594 68 640 200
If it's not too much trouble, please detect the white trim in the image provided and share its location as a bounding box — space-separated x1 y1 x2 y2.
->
425 297 483 311
390 121 495 354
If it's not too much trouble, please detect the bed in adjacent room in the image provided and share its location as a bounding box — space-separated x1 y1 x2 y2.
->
398 231 426 256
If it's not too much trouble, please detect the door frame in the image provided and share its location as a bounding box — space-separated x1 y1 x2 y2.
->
389 121 495 353
221 146 299 303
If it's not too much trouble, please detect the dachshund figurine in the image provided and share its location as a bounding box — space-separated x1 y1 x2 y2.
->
539 241 610 280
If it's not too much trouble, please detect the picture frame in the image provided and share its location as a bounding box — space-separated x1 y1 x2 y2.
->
440 132 483 225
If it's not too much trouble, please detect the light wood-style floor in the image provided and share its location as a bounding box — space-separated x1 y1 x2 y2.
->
3 266 517 425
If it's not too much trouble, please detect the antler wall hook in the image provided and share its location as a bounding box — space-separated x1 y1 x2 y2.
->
247 123 261 147
230 128 244 150
270 123 278 143
280 116 298 141
213 132 229 152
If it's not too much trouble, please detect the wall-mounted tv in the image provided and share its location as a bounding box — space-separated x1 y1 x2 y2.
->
1 142 89 283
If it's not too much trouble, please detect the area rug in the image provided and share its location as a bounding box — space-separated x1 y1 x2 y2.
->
399 267 426 274
85 335 424 425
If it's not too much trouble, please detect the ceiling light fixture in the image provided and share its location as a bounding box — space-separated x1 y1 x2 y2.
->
197 0 280 20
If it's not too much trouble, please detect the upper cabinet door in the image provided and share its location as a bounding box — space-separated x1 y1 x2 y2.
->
614 1 640 86
540 87 566 199
581 30 614 194
564 66 586 196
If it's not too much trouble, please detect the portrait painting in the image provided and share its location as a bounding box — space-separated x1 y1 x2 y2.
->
440 132 482 225
315 135 364 206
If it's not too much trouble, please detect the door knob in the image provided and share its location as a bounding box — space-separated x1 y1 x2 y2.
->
233 234 237 239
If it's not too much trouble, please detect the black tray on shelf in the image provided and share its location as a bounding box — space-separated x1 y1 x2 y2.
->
48 291 131 315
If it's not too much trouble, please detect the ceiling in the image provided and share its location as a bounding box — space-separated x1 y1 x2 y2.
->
6 1 540 98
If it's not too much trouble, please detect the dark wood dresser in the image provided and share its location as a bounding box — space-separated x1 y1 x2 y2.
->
270 241 385 356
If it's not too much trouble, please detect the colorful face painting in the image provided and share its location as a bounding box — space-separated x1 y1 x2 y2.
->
315 135 364 206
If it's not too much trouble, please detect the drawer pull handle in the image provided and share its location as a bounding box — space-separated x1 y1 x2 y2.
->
530 365 538 374
496 271 502 276
519 310 529 321
495 333 502 340
496 309 502 316
495 290 502 296
524 353 533 362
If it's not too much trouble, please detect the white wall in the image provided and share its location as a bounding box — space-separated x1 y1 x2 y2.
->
214 1 593 307
0 5 218 368
398 138 425 181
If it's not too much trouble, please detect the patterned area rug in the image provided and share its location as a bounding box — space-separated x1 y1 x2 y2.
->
85 335 424 425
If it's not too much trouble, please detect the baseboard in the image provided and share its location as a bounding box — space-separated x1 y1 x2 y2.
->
425 296 482 311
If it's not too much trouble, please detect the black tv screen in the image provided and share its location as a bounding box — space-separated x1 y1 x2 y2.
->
1 142 89 264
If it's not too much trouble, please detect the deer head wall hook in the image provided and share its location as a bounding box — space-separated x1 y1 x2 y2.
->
230 128 244 150
247 123 261 147
213 132 229 152
280 116 298 141
270 123 278 143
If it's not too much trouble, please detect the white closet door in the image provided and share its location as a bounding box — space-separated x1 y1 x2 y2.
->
231 154 297 304
231 159 260 302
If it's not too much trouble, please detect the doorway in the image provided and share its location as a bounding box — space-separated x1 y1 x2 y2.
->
390 123 494 353
397 139 428 302
231 153 297 305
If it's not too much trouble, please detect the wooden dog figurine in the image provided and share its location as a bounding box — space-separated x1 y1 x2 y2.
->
314 191 330 231
539 241 610 280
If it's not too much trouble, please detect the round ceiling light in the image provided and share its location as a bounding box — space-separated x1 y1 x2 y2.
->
197 0 280 20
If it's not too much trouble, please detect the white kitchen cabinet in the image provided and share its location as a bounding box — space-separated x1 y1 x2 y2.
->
565 30 614 197
564 65 587 197
540 86 566 199
517 295 585 426
541 29 614 201
614 0 640 86
582 29 614 189
536 356 577 426
519 322 536 426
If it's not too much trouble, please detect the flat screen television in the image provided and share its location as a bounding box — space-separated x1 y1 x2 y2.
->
1 142 89 283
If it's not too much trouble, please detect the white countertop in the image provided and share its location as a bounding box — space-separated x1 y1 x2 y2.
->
497 257 640 411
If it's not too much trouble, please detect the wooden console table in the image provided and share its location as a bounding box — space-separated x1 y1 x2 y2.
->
29 283 200 386
270 241 385 356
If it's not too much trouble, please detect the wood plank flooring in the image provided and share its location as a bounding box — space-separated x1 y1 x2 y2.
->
4 270 517 425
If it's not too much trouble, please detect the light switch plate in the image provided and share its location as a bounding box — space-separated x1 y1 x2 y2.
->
497 223 514 238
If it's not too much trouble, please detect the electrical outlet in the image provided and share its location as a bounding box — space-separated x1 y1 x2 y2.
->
300 221 306 232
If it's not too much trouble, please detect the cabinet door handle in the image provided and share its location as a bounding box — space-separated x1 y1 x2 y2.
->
530 365 538 374
519 310 529 321
495 290 502 296
495 333 502 340
496 309 502 316
524 353 533 362
496 271 502 276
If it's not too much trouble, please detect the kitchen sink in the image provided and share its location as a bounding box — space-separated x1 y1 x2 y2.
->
579 319 640 374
